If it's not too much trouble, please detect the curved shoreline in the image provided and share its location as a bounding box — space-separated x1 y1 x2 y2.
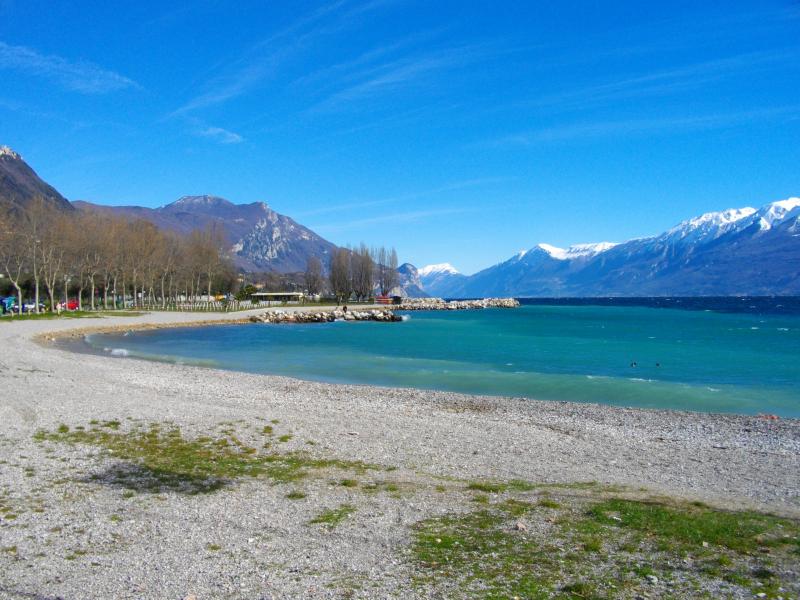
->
2 307 799 597
2 308 797 505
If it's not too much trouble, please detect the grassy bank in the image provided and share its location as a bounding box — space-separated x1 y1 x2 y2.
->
16 419 798 599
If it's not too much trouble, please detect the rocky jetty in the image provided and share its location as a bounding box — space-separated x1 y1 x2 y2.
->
250 308 401 324
396 297 520 310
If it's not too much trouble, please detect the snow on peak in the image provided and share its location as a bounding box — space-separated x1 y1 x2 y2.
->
756 197 800 230
666 206 757 243
537 243 568 259
419 263 459 276
536 242 617 260
564 242 619 257
0 146 21 159
671 207 756 233
174 195 228 205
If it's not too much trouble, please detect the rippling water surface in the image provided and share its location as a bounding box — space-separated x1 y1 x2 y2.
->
86 300 800 417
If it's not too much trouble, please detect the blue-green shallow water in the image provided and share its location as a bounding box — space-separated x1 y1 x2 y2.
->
86 305 800 417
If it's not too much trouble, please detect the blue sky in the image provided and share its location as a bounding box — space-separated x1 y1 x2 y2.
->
1 1 798 274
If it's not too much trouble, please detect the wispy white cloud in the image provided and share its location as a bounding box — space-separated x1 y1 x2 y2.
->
293 28 446 91
487 105 800 146
197 125 244 144
520 49 798 114
311 207 472 233
0 41 140 94
296 177 514 218
171 0 397 116
307 41 508 113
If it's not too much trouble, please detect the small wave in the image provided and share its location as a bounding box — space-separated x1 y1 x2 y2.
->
629 377 653 383
706 387 720 392
777 328 789 331
400 315 411 322
110 348 129 357
751 327 759 330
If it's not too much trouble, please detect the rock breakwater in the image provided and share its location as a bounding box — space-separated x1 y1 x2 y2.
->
396 297 520 310
250 309 401 324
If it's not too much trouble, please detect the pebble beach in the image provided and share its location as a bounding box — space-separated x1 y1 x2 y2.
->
1 308 798 599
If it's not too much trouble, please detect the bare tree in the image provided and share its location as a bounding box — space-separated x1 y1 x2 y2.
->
385 247 399 294
329 247 352 304
376 246 388 296
0 217 25 313
304 256 324 296
351 243 374 301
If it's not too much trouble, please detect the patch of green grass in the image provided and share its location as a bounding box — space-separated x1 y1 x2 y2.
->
277 434 293 443
538 497 561 509
309 504 356 529
2 545 17 554
262 425 273 435
411 492 800 599
206 543 221 551
286 490 306 500
413 502 552 599
560 581 603 599
588 498 799 554
466 479 536 494
34 422 381 494
339 478 359 488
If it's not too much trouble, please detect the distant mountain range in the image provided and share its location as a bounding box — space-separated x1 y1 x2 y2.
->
415 197 800 297
3 145 797 296
0 146 335 273
74 196 336 273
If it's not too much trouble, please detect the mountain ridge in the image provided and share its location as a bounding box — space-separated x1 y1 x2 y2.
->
75 195 337 273
420 197 800 298
0 145 74 216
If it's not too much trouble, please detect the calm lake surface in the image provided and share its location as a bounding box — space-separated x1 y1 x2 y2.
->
87 299 800 417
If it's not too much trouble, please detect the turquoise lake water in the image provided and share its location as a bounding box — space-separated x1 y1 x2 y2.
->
86 304 800 417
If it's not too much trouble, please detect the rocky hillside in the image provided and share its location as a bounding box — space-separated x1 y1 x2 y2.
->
75 195 337 273
0 146 73 217
395 263 428 297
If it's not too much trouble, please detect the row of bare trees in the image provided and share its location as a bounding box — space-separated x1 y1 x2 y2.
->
324 244 399 303
0 198 233 313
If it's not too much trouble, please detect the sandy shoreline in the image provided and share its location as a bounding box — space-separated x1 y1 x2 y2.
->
1 309 799 598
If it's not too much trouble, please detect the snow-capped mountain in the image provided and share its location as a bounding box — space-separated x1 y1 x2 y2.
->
418 263 466 297
75 195 336 273
535 242 619 260
424 197 800 297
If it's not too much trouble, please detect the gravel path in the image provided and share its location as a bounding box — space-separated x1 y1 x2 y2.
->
0 310 798 599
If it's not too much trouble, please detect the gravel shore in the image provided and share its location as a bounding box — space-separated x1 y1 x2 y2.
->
1 310 798 599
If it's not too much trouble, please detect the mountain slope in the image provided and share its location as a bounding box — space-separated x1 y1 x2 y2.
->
418 263 466 297
432 197 800 297
396 263 429 297
75 195 337 273
0 146 73 217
